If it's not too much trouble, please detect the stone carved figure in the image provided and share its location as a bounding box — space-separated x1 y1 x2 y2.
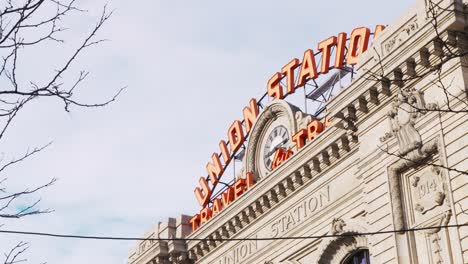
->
331 218 346 235
385 87 428 155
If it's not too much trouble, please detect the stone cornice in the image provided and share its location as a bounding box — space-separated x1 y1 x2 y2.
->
327 1 466 126
186 124 359 260
329 32 467 142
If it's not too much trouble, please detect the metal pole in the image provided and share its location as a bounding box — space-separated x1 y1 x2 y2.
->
304 86 308 113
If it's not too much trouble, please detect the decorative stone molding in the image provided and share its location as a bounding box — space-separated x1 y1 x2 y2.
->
388 137 440 232
381 86 442 232
315 218 369 264
245 100 301 181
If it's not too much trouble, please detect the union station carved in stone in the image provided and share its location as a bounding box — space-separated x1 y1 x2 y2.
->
128 0 468 263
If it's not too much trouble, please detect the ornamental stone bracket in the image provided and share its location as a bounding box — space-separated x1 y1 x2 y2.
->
188 131 359 262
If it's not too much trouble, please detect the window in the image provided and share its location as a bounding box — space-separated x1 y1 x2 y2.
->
343 249 370 264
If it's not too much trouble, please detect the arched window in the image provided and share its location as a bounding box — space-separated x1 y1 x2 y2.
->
343 249 370 264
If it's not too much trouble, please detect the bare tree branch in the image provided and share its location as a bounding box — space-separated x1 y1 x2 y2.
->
0 0 123 262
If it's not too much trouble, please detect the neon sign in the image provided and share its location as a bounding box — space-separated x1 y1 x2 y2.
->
190 25 385 232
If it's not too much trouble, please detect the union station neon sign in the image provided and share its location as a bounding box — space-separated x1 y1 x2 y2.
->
190 25 385 232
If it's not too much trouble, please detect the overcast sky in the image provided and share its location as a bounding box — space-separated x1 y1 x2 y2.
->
0 0 415 263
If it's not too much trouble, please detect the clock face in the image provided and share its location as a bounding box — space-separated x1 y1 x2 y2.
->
263 125 289 170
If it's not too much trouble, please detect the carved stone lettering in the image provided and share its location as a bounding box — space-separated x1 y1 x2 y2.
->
410 167 446 224
217 240 258 264
383 18 419 55
270 185 331 238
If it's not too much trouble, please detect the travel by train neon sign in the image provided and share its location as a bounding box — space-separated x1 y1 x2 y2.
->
190 25 385 232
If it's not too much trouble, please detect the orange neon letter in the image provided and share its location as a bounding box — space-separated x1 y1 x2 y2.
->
318 36 337 74
347 27 371 65
219 140 231 165
228 120 245 153
297 49 318 87
292 128 308 150
307 120 324 141
271 148 284 170
245 172 255 189
221 186 235 207
234 178 245 199
194 177 211 207
190 214 200 231
211 198 223 216
206 153 224 186
242 98 259 134
281 58 300 94
267 72 283 99
200 207 212 225
373 25 386 40
334 32 347 68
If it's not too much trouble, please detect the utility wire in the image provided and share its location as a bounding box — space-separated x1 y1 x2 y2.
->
0 223 466 242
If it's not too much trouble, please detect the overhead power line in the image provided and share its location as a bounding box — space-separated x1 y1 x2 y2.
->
0 223 467 242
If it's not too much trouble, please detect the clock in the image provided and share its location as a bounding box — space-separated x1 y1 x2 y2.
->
262 125 289 171
244 100 302 180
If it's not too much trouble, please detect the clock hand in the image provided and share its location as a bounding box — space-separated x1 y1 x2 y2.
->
265 138 289 157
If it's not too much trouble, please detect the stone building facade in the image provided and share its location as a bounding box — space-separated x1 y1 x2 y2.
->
128 0 468 263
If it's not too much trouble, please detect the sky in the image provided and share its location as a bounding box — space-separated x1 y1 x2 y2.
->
0 0 415 263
